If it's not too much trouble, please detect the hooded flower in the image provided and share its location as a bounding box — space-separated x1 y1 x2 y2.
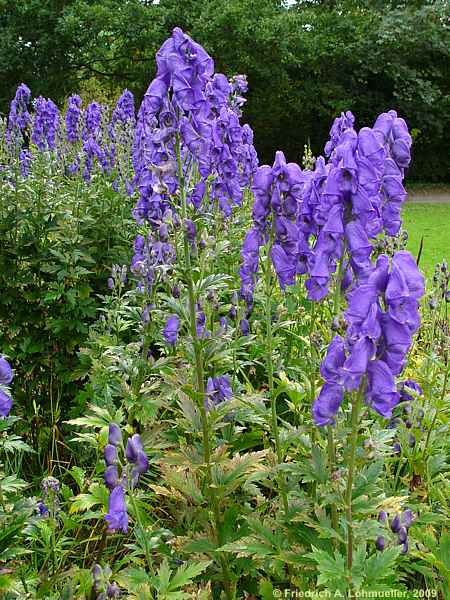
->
105 485 128 533
0 390 13 417
313 251 423 426
0 357 13 385
163 314 180 346
205 375 233 410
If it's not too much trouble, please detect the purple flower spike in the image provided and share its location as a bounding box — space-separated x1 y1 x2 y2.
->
108 423 122 446
0 357 13 385
105 485 128 533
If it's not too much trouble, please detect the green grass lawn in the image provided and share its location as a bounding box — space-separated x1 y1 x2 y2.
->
402 202 450 279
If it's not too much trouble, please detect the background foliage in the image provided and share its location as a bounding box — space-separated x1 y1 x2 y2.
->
0 0 449 180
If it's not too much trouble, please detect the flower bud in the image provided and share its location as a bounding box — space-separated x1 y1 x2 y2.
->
375 536 385 551
398 527 408 544
108 423 122 446
390 514 401 533
378 511 388 523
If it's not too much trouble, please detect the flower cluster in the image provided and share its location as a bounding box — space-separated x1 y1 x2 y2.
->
6 83 32 149
31 96 60 152
205 375 233 410
313 251 424 426
132 26 258 235
130 231 176 293
82 102 110 181
37 476 61 518
65 94 83 144
299 109 412 301
0 356 13 417
388 380 424 453
103 423 149 534
376 509 414 554
239 151 305 309
92 564 121 599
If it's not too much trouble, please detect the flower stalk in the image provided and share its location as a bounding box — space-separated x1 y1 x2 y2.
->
345 382 364 592
176 137 234 600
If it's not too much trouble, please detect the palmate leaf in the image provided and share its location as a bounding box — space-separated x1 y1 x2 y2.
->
306 547 348 593
70 483 108 513
0 475 29 494
365 547 401 585
168 560 211 591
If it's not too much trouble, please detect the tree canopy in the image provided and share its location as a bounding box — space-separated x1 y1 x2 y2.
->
1 0 449 180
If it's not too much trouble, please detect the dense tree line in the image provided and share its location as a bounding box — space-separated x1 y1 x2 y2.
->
1 0 449 180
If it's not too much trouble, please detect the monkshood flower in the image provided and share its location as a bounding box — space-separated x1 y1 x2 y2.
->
131 233 176 293
111 89 135 126
302 110 413 301
92 564 122 599
205 375 233 410
132 27 258 234
65 94 82 143
126 433 150 488
240 151 304 305
312 251 424 426
6 83 32 148
105 485 128 533
0 357 13 385
19 149 32 178
0 356 13 417
36 501 50 518
103 424 149 533
31 96 60 151
163 315 180 346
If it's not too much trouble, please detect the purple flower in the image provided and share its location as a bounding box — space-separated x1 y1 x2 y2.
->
112 90 135 126
19 149 32 178
240 318 249 336
390 514 401 533
108 423 122 446
365 360 399 418
0 390 13 417
125 434 149 487
0 357 13 385
105 485 128 533
65 94 82 143
205 375 233 409
312 383 344 426
6 83 32 147
37 501 50 517
31 96 60 151
104 465 119 490
104 444 118 466
163 315 180 346
375 536 385 551
184 219 196 245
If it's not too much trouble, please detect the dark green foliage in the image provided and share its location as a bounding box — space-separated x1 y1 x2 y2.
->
0 0 449 179
0 157 134 468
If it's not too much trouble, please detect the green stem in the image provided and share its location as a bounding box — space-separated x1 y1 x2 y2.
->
423 355 449 459
327 426 339 536
176 136 234 600
129 491 155 579
264 232 289 516
345 384 363 595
